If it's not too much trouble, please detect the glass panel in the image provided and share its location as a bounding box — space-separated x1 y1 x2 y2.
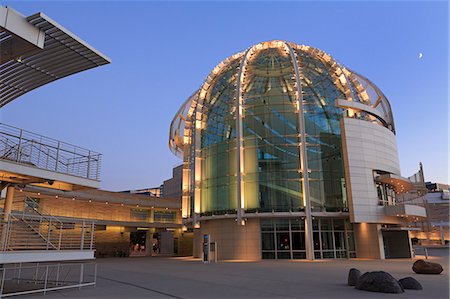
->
320 219 333 230
297 49 347 212
275 219 289 231
242 47 303 212
276 232 290 250
312 218 319 230
291 218 305 231
323 251 335 258
277 252 291 259
262 252 275 259
321 231 334 250
313 232 321 250
293 252 306 259
261 219 274 231
347 232 356 252
261 233 275 250
334 231 346 251
291 232 306 250
333 219 345 230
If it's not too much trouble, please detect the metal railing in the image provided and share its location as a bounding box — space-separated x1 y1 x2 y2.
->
1 212 95 252
0 262 96 298
0 123 101 180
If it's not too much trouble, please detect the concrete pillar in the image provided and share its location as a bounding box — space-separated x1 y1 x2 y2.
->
407 230 414 258
1 185 14 250
3 186 14 222
354 223 385 259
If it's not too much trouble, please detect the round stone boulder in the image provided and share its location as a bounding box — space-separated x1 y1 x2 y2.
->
398 277 423 290
348 268 361 286
355 271 404 293
412 259 443 274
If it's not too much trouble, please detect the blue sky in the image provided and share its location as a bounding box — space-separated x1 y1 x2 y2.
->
1 1 448 190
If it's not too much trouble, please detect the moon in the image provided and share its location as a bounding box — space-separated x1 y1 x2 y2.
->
419 53 423 59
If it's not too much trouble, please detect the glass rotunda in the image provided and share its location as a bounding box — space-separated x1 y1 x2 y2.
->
170 40 400 260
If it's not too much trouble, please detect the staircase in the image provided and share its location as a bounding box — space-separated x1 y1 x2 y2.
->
1 197 95 251
4 219 49 250
0 197 97 297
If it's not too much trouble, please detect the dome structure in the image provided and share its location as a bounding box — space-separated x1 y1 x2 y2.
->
170 40 394 215
169 40 412 261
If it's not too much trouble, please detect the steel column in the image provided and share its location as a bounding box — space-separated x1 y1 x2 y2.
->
285 42 315 260
235 48 251 225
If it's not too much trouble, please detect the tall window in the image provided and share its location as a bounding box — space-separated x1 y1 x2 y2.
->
261 218 355 259
376 183 396 206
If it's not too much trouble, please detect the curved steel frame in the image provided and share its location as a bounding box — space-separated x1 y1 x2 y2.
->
169 40 397 260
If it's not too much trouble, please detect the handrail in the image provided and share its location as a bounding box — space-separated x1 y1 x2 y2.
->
9 213 58 250
24 196 64 226
0 122 102 180
0 211 95 252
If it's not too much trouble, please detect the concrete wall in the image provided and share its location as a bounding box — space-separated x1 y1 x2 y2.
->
193 218 261 261
354 223 385 259
177 232 194 256
95 226 130 257
341 118 403 224
163 165 182 199
27 196 181 224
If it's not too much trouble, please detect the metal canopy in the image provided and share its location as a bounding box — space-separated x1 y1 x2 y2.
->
0 7 111 107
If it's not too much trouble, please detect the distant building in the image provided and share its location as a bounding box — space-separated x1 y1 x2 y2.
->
162 165 182 199
122 186 163 197
408 181 450 245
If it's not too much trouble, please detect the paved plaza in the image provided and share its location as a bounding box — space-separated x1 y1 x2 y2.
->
22 250 449 299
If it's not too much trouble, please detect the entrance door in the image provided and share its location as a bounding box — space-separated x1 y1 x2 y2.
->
130 231 147 256
382 231 412 258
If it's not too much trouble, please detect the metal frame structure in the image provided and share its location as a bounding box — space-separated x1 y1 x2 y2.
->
0 123 101 181
0 262 96 298
0 6 110 107
169 40 402 260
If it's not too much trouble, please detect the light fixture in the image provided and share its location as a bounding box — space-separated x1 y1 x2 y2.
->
89 199 92 203
37 192 40 195
55 195 58 199
72 197 75 201
105 201 108 204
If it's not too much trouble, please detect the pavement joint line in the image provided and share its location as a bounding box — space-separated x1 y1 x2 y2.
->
96 275 183 299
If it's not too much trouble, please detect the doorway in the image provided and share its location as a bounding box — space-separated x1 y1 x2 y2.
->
382 230 412 258
130 231 147 256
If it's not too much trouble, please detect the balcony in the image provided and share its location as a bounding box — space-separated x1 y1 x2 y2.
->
0 123 101 189
384 204 427 218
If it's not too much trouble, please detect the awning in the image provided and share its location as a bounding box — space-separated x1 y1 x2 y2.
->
0 6 110 107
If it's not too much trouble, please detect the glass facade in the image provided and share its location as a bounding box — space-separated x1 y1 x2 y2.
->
261 218 355 259
169 40 398 260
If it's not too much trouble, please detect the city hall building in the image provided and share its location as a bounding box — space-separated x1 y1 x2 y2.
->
169 40 427 260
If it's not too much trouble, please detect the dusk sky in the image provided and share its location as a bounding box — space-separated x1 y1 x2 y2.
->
1 1 448 191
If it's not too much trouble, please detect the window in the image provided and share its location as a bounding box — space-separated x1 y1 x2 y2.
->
377 183 396 206
130 209 149 221
154 210 177 223
260 218 355 259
